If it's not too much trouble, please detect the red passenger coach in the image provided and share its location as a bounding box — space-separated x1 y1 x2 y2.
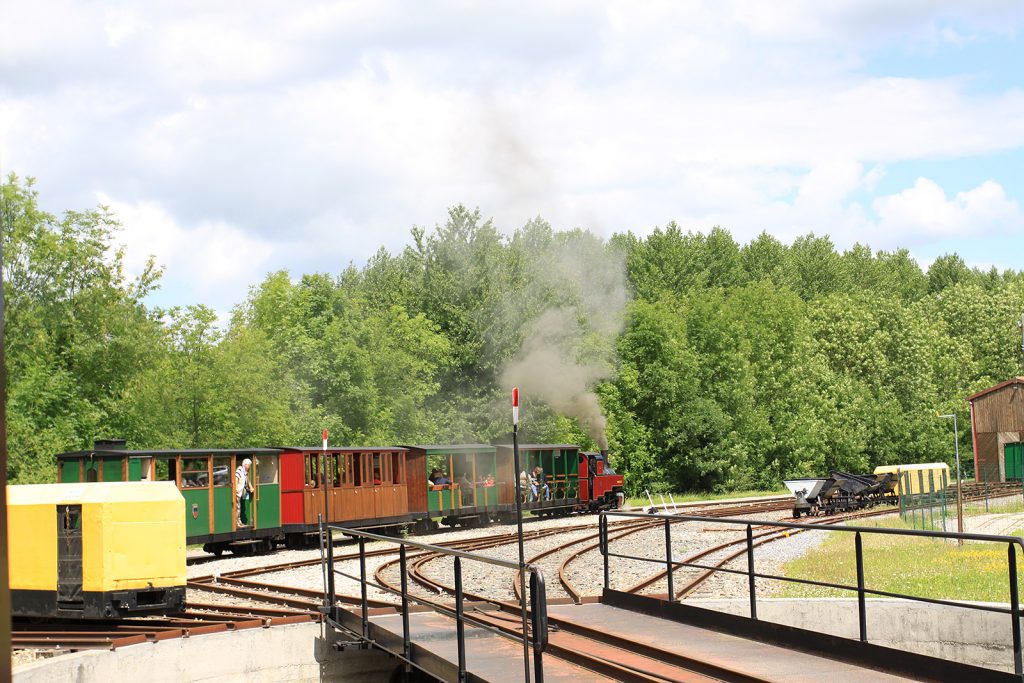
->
278 446 414 546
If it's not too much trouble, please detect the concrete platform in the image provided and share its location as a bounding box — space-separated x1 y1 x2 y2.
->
14 622 396 683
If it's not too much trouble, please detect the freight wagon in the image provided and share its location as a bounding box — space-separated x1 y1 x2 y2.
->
7 481 186 618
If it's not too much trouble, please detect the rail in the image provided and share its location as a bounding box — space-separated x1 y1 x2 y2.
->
321 521 548 683
599 510 1024 678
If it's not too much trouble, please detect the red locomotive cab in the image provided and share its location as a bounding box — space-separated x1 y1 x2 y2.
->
581 450 625 510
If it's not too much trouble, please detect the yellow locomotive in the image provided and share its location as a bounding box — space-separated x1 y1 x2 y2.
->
7 481 187 618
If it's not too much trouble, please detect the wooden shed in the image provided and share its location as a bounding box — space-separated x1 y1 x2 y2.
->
967 377 1024 482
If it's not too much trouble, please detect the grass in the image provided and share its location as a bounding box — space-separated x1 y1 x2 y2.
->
777 516 1024 603
626 488 788 508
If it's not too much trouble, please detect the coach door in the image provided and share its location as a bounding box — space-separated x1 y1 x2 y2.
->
253 455 280 530
336 452 363 523
372 453 389 517
56 505 84 611
327 452 344 522
303 453 325 525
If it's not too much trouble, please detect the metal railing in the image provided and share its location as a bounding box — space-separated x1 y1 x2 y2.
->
321 522 548 683
599 510 1024 677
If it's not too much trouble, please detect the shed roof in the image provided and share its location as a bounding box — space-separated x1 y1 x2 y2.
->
966 377 1024 402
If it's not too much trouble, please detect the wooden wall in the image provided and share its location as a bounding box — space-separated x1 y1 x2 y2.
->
973 385 1024 433
973 383 1024 482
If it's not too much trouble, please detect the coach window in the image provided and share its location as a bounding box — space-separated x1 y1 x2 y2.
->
257 455 279 485
212 457 231 487
305 454 319 487
156 458 173 483
338 453 349 486
326 453 339 486
181 457 210 488
391 453 401 484
352 453 364 486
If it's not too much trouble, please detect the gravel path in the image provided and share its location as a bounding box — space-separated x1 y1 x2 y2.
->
962 511 1024 536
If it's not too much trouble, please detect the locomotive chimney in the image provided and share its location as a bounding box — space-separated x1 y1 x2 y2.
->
600 449 608 460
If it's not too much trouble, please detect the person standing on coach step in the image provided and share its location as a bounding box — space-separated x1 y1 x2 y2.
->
236 458 254 526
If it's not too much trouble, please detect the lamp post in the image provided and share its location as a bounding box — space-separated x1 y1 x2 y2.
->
938 413 963 538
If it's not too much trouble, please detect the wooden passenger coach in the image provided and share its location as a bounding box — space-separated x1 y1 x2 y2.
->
278 447 413 539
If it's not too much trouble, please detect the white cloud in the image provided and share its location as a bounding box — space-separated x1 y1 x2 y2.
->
873 178 1021 239
2 1 1024 309
98 193 275 304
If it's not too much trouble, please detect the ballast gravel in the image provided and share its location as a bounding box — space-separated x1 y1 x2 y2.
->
187 506 841 606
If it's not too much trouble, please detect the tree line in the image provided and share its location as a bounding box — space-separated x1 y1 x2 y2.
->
4 173 1023 493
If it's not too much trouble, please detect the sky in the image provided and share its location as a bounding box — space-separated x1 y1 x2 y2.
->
2 1 1023 317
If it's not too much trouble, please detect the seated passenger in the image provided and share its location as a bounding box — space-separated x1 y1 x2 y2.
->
373 468 382 485
532 466 550 501
433 470 452 487
483 474 495 487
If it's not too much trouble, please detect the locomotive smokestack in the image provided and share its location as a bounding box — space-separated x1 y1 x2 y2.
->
600 449 608 460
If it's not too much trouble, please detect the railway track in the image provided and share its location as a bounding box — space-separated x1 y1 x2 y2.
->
364 520 777 681
12 608 316 651
19 483 1022 656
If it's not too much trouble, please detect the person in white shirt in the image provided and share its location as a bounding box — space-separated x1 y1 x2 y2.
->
235 458 253 526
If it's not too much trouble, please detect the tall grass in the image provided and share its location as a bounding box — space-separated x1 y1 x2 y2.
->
777 517 1024 603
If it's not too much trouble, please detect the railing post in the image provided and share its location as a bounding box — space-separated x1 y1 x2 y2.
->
530 570 547 683
1009 544 1022 676
455 556 467 683
746 524 757 620
664 519 674 602
319 520 331 618
400 544 411 672
855 531 867 642
601 513 610 591
359 536 368 639
326 523 335 609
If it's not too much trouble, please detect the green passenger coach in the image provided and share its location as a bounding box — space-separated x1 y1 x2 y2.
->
56 440 283 554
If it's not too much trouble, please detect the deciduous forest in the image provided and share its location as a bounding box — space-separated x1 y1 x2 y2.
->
4 174 1023 494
